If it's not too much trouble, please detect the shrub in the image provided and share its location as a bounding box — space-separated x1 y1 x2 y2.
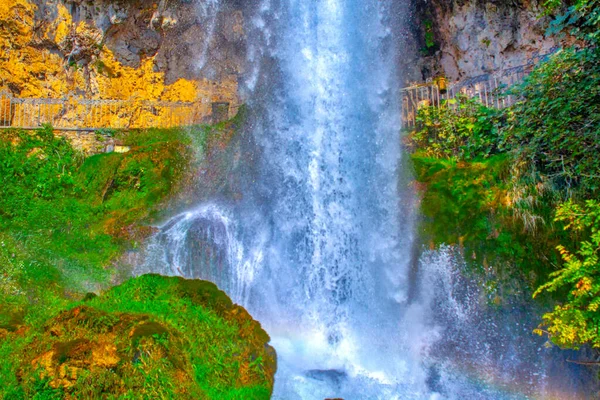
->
407 96 504 160
534 200 600 349
504 47 600 199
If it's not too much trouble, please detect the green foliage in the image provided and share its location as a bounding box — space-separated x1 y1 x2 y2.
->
407 0 600 356
0 126 80 204
424 20 435 49
533 200 600 349
419 19 438 55
504 46 600 198
409 13 600 283
0 125 195 332
545 0 600 44
412 154 509 246
0 117 254 398
411 153 566 287
407 96 504 160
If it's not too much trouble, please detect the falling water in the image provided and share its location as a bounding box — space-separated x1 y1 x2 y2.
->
238 0 435 398
138 0 596 398
195 0 223 72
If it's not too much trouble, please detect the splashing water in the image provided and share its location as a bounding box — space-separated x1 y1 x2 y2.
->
412 246 594 400
138 0 596 398
135 204 264 306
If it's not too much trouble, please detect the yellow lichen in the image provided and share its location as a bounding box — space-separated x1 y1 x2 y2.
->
162 79 199 103
0 0 240 129
52 3 73 45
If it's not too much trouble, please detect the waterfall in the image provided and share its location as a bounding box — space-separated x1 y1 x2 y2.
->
239 0 433 398
134 204 264 306
137 0 596 398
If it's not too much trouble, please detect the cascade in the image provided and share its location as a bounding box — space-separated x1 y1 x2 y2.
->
139 0 595 398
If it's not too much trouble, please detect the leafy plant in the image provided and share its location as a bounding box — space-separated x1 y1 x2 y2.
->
534 200 600 349
504 46 600 199
424 20 436 49
545 0 600 45
407 96 504 160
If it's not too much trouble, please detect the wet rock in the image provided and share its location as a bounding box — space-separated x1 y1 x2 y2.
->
306 369 347 387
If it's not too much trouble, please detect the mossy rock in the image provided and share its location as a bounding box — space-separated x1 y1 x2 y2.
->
7 274 276 400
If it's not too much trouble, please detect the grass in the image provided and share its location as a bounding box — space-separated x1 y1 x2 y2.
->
411 152 569 291
2 275 274 399
0 125 194 322
0 118 276 398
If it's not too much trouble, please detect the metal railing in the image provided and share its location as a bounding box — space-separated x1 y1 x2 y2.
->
0 91 234 131
400 49 558 129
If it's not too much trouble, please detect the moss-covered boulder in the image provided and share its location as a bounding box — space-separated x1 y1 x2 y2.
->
6 274 276 399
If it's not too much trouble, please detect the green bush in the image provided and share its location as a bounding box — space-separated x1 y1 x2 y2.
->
504 47 600 198
534 200 600 349
407 96 504 160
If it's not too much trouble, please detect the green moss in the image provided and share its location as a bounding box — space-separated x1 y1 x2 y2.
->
2 275 275 400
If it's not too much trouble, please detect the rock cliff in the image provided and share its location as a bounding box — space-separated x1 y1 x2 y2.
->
402 0 572 83
0 0 245 107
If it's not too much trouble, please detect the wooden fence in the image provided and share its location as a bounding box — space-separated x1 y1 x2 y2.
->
0 91 234 131
400 49 558 129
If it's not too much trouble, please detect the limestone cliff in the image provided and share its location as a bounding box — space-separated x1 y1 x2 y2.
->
0 0 244 107
403 0 572 83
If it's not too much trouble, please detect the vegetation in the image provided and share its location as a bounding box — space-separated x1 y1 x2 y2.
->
409 97 567 289
534 201 600 349
407 96 504 161
0 125 192 324
408 0 600 350
0 119 273 398
1 274 275 399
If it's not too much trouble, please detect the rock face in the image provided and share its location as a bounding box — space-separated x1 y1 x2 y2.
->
0 0 244 107
403 0 572 83
12 274 276 399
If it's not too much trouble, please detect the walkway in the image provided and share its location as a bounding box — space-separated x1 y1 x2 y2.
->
400 49 558 128
0 91 233 131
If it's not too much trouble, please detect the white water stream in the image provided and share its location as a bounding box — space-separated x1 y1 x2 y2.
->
136 0 595 398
